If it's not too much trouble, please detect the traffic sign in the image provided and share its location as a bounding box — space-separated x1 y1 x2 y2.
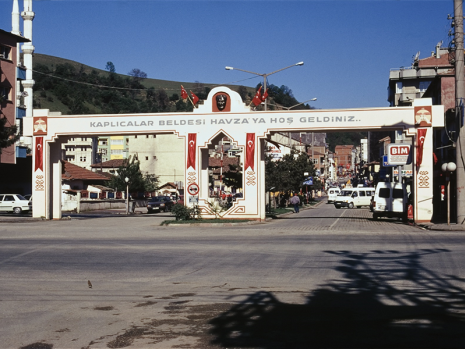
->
187 183 199 196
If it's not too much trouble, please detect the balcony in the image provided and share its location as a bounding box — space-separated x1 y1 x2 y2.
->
17 66 26 80
16 106 26 119
16 146 27 158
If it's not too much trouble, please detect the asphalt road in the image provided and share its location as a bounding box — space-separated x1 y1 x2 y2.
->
1 202 464 348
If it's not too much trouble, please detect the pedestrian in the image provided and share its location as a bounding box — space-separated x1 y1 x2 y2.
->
290 194 300 213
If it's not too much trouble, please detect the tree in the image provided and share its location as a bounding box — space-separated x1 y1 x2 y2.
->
105 62 116 73
105 156 159 193
265 150 320 194
223 163 243 190
236 86 249 102
128 68 147 83
0 116 20 156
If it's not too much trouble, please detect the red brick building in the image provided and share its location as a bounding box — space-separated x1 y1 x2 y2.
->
0 28 29 164
335 145 354 171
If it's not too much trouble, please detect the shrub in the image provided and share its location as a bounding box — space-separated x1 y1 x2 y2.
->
171 204 202 221
171 203 191 221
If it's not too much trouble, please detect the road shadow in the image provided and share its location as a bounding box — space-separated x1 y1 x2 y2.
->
208 249 465 348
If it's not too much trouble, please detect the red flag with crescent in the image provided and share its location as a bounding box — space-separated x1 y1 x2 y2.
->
187 133 196 170
35 137 44 172
252 86 262 106
190 91 199 105
181 85 188 100
416 128 427 169
261 88 269 102
245 133 255 171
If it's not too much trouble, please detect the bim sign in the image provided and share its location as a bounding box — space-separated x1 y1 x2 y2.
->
386 144 411 165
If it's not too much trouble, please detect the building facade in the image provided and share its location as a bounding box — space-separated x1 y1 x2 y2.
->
0 28 29 164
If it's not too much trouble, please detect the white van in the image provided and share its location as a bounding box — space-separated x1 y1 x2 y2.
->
372 182 408 220
327 187 341 203
333 186 375 209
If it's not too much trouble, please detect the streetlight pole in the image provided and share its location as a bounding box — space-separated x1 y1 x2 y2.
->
225 62 304 111
442 162 457 225
125 177 129 215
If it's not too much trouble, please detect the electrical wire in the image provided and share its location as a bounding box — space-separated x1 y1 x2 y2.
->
32 69 257 92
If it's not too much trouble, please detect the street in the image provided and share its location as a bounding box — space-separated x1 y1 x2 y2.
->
1 202 464 348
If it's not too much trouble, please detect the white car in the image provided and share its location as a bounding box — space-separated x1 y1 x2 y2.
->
0 194 32 214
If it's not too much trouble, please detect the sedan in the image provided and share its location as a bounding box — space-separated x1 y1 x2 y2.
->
0 194 32 214
146 196 175 213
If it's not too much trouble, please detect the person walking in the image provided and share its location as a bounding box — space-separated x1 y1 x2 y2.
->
290 194 300 213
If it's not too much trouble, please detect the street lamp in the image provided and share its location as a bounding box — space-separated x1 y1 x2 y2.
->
442 162 456 225
225 61 304 110
125 177 129 215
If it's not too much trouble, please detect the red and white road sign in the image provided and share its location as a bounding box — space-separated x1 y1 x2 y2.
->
187 183 199 196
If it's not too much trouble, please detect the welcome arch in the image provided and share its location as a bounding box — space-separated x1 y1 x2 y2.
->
24 86 444 223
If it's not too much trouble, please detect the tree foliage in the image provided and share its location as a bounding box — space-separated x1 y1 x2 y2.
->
266 150 321 193
105 156 159 193
0 116 20 154
222 164 243 190
105 61 116 73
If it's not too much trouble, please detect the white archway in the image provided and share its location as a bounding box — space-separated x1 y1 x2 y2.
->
24 87 443 222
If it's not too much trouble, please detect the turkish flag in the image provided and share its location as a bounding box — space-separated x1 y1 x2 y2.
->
245 133 255 171
35 137 44 172
181 85 188 99
190 91 199 105
187 133 196 170
261 88 268 102
416 128 427 168
252 87 262 106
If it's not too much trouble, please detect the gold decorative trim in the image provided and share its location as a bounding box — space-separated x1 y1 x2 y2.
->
187 171 197 184
229 206 246 214
418 170 430 188
246 170 256 186
35 174 45 191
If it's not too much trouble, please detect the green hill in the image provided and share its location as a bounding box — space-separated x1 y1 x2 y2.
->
31 53 256 115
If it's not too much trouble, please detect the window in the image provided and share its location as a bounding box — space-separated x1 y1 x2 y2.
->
1 86 11 101
359 191 366 197
80 156 86 162
396 82 402 93
111 139 124 145
393 189 404 199
379 188 390 198
111 149 123 155
0 45 11 60
81 137 87 141
145 156 149 161
99 139 108 145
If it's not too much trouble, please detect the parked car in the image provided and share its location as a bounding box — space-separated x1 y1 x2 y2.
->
333 186 375 209
0 194 32 214
372 182 408 220
146 196 175 213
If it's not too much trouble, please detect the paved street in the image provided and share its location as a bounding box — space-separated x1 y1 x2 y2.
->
1 201 464 348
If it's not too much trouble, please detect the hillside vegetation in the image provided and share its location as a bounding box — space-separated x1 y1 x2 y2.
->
32 54 310 116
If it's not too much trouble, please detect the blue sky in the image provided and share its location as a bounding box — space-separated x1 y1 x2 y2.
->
0 0 455 109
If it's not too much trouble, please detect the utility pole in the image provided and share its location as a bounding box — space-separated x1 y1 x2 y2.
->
454 0 465 224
